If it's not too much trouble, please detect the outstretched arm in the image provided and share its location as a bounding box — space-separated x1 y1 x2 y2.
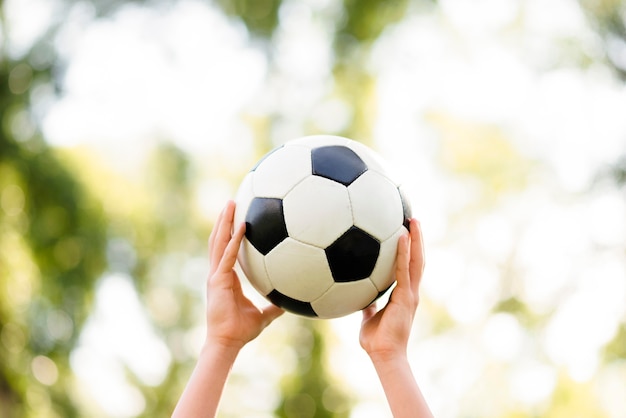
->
360 219 433 418
172 201 284 418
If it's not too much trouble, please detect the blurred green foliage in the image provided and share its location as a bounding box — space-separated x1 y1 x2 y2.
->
338 0 411 44
1 66 107 416
0 0 625 417
275 319 352 418
216 0 282 38
579 0 626 80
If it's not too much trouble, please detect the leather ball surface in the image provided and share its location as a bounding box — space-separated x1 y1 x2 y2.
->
234 135 411 318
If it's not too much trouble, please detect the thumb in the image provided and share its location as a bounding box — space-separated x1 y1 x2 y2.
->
362 302 377 322
261 304 285 327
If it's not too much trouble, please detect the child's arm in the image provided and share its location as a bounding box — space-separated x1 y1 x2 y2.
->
172 201 284 418
171 342 239 418
360 219 433 418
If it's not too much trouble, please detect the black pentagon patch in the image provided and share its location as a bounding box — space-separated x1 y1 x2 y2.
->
398 186 412 230
325 226 380 282
245 197 288 255
312 146 368 186
267 289 318 317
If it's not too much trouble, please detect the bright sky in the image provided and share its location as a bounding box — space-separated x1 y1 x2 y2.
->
6 0 626 416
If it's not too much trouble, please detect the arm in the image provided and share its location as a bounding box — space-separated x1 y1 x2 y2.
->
367 351 431 418
172 343 239 418
360 219 433 418
172 201 284 418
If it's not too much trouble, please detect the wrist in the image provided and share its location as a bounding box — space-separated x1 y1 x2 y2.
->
200 338 242 365
367 349 409 367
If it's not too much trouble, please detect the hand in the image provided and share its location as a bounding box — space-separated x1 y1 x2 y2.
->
360 218 425 360
205 200 284 351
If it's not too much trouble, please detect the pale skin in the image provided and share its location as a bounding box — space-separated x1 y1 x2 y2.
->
172 200 433 418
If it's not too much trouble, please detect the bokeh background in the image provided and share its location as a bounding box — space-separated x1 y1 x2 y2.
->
1 0 625 417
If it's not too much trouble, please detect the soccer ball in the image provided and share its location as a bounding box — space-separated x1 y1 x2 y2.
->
234 135 411 319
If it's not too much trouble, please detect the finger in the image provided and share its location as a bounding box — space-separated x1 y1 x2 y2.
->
394 232 411 292
408 219 425 296
210 201 236 274
215 221 245 276
209 203 227 256
260 304 285 327
209 203 228 272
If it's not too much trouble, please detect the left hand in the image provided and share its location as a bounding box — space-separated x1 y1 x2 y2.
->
204 200 284 352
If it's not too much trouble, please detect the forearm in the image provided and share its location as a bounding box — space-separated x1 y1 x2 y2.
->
370 353 433 418
172 343 240 418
